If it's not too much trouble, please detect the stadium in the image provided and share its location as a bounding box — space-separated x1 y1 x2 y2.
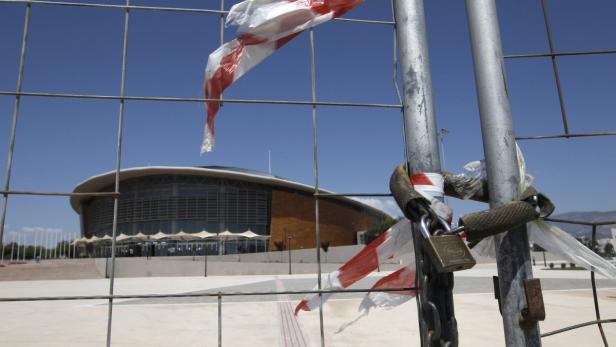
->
70 166 390 257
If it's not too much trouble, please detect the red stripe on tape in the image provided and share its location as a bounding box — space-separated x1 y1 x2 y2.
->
410 173 433 186
337 229 388 288
370 266 416 296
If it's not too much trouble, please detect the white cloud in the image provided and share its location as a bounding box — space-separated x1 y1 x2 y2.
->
352 197 403 218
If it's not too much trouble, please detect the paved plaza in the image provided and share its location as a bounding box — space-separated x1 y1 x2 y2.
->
0 264 614 346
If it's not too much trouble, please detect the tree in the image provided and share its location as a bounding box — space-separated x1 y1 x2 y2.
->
604 241 616 258
576 237 592 250
2 242 17 259
365 217 398 245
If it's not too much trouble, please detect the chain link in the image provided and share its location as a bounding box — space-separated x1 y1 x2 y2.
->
416 212 461 347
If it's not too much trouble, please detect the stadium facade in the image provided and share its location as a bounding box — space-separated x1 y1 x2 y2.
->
70 166 390 256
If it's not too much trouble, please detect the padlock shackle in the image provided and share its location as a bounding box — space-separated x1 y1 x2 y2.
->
436 216 452 234
419 214 432 239
443 225 465 235
419 214 452 238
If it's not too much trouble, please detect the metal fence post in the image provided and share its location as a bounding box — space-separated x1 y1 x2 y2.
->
217 292 222 347
465 1 541 345
590 224 609 346
0 0 31 267
106 0 130 345
309 27 326 347
393 1 457 345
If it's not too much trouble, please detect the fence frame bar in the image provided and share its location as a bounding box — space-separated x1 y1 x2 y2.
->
466 0 541 345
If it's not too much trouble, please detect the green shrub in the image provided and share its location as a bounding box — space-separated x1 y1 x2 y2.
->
365 217 398 244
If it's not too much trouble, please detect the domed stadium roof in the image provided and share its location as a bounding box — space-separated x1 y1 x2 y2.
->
70 166 391 219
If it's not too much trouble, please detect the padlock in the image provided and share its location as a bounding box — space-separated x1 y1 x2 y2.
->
419 215 476 273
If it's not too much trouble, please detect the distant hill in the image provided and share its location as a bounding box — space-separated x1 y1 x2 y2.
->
547 211 616 240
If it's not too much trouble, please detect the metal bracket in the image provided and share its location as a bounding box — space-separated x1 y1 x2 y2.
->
493 276 502 314
520 278 546 326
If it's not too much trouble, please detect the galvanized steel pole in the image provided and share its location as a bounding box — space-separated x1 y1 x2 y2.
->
465 1 541 345
0 1 30 262
393 0 457 345
218 292 222 347
106 0 130 344
394 0 441 171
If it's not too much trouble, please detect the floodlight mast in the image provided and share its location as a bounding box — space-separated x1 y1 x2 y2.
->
466 0 541 345
393 0 458 345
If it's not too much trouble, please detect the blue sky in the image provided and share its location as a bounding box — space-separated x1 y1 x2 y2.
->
0 0 615 243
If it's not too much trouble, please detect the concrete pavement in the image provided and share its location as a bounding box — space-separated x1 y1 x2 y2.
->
0 264 614 346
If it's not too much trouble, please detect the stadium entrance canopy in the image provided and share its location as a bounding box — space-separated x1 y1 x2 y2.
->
72 230 269 244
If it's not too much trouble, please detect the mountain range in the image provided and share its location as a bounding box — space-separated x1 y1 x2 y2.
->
547 211 616 240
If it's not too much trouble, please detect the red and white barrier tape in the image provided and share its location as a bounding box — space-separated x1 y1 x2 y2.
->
295 171 453 331
202 0 362 153
294 218 413 314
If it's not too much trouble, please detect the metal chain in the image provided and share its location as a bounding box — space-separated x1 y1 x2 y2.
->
417 235 442 345
417 213 461 347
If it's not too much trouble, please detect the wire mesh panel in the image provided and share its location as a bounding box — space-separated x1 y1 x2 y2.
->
0 1 406 346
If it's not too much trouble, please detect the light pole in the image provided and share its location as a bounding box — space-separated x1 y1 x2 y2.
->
73 232 77 258
22 233 26 261
34 230 39 261
542 250 547 267
45 230 49 259
204 245 208 277
287 232 292 275
10 233 15 262
53 231 58 259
